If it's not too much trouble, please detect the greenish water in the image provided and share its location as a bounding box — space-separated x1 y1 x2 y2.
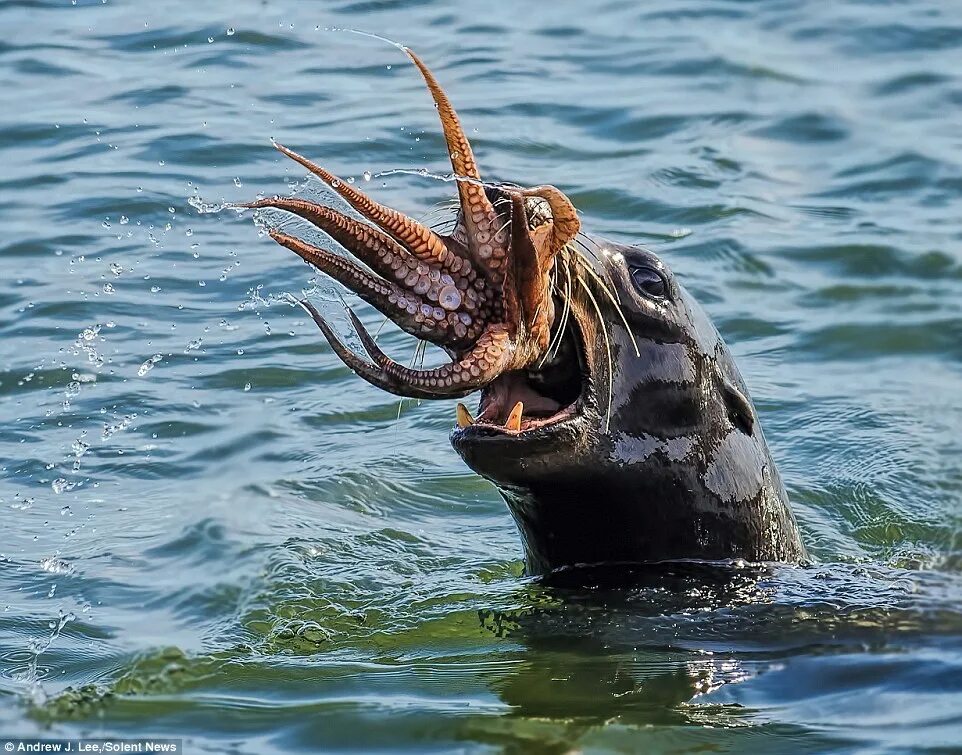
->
2 0 961 752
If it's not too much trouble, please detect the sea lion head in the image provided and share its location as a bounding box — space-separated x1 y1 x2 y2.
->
447 227 806 572
449 234 745 480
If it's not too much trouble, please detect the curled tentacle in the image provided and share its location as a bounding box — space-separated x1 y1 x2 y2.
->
300 299 512 400
297 299 414 396
272 141 459 271
345 306 513 397
271 230 479 347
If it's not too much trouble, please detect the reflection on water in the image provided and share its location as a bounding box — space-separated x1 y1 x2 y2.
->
1 0 961 752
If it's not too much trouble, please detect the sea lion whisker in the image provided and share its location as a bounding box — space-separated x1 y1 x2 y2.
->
430 219 459 234
578 254 641 359
577 274 614 433
556 258 575 357
540 256 573 366
563 237 640 359
392 338 428 425
543 258 571 364
416 199 461 225
571 234 601 262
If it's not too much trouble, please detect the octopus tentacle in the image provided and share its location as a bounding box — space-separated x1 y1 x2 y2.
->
246 197 478 314
300 299 511 400
345 306 512 397
272 141 455 270
507 192 547 346
404 48 508 282
297 299 410 395
247 50 584 402
271 230 477 347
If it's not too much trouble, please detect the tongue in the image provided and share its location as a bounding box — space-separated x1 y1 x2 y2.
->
480 371 562 423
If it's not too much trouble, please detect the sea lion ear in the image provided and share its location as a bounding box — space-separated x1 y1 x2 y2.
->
721 377 755 436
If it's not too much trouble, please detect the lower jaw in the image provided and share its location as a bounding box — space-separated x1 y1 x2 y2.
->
471 403 580 435
449 406 587 462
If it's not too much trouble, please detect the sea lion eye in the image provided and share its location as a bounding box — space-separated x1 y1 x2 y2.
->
630 265 667 299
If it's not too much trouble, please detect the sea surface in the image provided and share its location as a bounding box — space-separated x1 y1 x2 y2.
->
2 1 961 752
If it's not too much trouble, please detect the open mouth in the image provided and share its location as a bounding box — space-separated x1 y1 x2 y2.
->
454 304 589 436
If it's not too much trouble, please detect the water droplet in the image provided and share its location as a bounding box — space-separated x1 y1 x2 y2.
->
207 36 214 43
244 382 251 392
362 171 372 181
233 177 242 188
137 354 163 377
102 283 115 295
227 26 235 36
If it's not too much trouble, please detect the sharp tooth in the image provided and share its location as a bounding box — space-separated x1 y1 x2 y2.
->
456 403 474 428
506 401 523 432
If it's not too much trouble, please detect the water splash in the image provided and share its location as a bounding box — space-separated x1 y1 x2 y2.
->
137 354 163 377
324 27 407 53
187 195 236 215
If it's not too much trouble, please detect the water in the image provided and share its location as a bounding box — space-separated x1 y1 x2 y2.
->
2 0 961 751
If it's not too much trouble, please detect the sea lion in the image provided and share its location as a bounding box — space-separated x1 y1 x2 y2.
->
242 49 807 574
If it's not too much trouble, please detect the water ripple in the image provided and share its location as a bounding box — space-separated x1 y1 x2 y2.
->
1 0 960 751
